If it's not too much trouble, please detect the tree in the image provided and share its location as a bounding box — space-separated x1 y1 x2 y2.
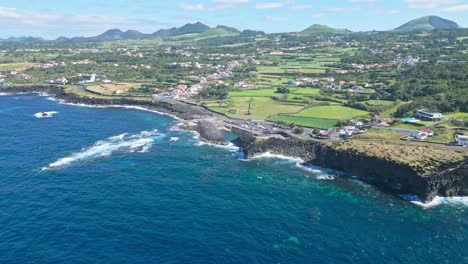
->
294 127 304 134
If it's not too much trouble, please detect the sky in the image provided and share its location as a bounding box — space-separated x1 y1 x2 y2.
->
0 0 467 39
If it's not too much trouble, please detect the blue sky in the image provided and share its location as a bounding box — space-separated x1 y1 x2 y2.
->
0 0 467 38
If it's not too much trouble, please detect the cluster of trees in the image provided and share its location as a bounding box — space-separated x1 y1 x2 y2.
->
197 84 229 99
385 64 467 116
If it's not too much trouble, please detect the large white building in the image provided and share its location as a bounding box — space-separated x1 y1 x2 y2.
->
455 134 468 147
416 109 443 121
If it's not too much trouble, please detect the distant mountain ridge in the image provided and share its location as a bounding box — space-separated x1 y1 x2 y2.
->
395 16 459 31
57 22 240 43
0 16 463 43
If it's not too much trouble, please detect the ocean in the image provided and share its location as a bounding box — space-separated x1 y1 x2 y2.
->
0 94 467 263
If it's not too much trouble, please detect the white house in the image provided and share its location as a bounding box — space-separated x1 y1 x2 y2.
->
455 134 468 146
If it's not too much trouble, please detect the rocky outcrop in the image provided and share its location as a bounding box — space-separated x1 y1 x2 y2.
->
195 120 225 145
234 136 468 201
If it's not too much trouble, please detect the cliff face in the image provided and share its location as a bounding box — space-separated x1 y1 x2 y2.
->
235 136 468 201
0 86 209 120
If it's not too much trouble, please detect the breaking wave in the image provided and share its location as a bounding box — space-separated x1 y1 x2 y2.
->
34 111 58 118
43 130 161 170
400 195 468 209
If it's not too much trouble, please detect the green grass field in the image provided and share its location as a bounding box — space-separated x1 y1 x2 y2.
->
293 105 369 120
207 97 304 120
229 89 278 97
393 123 426 129
270 115 339 129
229 88 321 97
425 127 456 144
0 63 35 71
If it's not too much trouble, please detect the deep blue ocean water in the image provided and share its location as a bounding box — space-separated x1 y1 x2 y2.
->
0 95 467 264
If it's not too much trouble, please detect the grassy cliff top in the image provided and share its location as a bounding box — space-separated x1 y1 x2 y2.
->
330 141 466 174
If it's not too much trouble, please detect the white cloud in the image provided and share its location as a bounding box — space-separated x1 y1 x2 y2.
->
323 7 347 12
209 0 249 11
290 4 313 10
403 0 463 9
441 3 468 12
0 6 162 38
213 0 249 3
254 2 283 9
312 13 327 18
178 3 205 11
348 0 376 2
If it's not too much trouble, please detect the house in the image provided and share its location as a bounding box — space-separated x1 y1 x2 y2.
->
416 109 443 121
269 51 284 55
377 122 391 127
348 86 364 93
348 119 364 127
411 129 433 140
373 116 393 125
418 128 434 137
455 133 468 146
235 81 255 88
411 132 429 140
49 77 68 85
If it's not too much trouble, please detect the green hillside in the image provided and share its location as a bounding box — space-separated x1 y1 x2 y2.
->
395 16 459 31
300 24 349 35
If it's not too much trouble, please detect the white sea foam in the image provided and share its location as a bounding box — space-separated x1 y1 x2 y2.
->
400 195 468 208
34 111 58 118
170 137 180 142
251 152 305 163
43 130 160 170
195 140 240 152
0 92 12 96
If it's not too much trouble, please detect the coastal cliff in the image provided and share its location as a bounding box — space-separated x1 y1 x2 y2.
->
234 136 468 201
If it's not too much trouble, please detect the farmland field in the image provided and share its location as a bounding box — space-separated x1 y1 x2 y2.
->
270 115 339 128
293 105 369 120
207 97 304 120
86 83 142 94
0 63 35 71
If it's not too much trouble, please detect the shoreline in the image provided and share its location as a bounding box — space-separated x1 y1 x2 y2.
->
2 85 467 203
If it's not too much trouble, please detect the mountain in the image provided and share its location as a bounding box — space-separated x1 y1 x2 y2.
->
172 22 210 36
56 29 150 43
395 16 459 31
300 24 349 35
215 25 241 34
92 29 149 41
241 30 265 37
0 36 44 43
199 26 241 37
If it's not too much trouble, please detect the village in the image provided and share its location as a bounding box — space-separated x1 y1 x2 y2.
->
0 30 466 148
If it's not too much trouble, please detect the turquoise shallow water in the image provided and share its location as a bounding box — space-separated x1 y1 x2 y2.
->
0 95 467 263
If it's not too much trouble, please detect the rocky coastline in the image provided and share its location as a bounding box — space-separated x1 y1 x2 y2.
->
0 85 210 120
0 85 223 142
3 85 467 202
234 135 468 202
